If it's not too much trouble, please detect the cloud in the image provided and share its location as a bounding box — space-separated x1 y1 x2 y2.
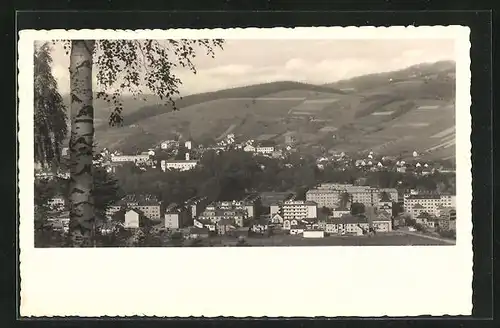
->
47 38 456 96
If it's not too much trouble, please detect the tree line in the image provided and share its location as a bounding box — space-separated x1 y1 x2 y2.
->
113 149 456 208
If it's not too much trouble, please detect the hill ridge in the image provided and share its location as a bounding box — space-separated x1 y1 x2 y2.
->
92 61 456 162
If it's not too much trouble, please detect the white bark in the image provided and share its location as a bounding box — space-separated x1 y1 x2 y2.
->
68 40 95 247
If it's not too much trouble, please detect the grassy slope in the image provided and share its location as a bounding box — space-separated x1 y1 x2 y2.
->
95 61 456 160
115 81 346 127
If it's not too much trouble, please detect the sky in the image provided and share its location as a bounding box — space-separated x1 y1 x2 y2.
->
46 39 455 96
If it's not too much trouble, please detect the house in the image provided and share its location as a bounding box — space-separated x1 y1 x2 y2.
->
243 145 256 152
109 194 162 220
372 212 392 232
204 223 216 232
161 157 198 172
303 229 325 238
270 213 284 225
290 224 305 235
164 203 192 229
255 146 275 154
415 212 432 226
110 153 150 163
188 227 209 239
216 218 236 235
301 218 320 230
160 140 176 149
378 202 393 214
193 218 205 228
282 218 299 230
425 218 437 229
46 211 70 233
324 219 339 234
437 207 456 231
47 196 66 211
435 217 451 231
317 219 327 230
185 196 209 219
250 218 269 234
410 203 426 218
336 214 370 236
332 207 350 218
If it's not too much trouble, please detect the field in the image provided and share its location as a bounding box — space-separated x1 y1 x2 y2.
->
189 231 454 247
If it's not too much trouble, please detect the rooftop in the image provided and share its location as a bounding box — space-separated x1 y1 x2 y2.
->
283 200 317 206
165 203 183 213
163 160 198 164
406 195 441 200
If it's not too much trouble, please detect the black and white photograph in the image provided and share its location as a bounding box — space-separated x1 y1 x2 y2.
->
32 35 459 247
19 26 472 317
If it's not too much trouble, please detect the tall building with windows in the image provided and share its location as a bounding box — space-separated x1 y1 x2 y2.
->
404 194 456 217
306 189 340 209
307 184 398 208
106 194 162 220
273 200 318 220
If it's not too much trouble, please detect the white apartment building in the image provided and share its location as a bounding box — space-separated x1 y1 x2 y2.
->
346 186 378 206
404 194 456 217
281 200 317 220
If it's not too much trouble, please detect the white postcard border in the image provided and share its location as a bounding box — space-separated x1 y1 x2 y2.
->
18 26 472 317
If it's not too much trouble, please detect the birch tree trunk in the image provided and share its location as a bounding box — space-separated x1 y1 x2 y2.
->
68 40 95 247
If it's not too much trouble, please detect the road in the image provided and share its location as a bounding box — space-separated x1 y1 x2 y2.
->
399 230 456 245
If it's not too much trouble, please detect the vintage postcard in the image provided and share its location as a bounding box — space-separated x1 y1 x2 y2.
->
19 26 472 317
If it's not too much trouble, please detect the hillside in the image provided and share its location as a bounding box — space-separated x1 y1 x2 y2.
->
63 93 164 127
103 81 346 128
94 61 456 161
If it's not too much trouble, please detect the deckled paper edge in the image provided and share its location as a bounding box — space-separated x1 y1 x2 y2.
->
18 26 472 318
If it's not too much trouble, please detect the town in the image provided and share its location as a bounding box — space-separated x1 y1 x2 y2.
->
36 133 457 247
